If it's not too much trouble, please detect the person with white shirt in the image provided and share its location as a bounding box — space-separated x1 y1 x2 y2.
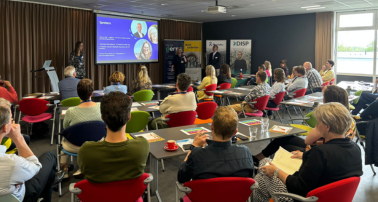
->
0 106 64 202
266 68 286 117
133 23 145 38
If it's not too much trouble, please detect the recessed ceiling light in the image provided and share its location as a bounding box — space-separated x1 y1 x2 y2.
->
231 15 236 17
301 5 320 8
161 4 166 6
306 7 325 10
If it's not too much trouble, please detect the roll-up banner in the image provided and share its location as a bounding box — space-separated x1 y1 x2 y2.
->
163 40 184 83
184 40 202 81
230 39 252 75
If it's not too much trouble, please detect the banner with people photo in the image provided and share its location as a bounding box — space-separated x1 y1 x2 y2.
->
163 40 184 83
206 40 227 73
184 40 202 81
230 39 252 75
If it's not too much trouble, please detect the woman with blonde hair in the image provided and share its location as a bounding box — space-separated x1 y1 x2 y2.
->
197 65 217 100
264 61 272 77
138 41 152 60
104 71 127 94
132 66 152 94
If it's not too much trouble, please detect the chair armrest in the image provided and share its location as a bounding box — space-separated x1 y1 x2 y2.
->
69 183 82 195
160 118 170 122
47 104 55 107
287 117 310 124
356 121 369 125
175 181 192 194
144 173 154 185
271 192 318 202
196 89 204 92
241 101 257 106
148 116 154 121
250 181 259 190
14 105 19 109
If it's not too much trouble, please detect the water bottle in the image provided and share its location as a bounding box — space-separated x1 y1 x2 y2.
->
240 69 243 78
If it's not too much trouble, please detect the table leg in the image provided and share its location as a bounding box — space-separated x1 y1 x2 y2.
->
285 105 293 120
157 90 161 100
150 154 159 197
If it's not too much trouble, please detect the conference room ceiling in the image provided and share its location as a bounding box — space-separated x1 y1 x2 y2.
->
22 0 378 22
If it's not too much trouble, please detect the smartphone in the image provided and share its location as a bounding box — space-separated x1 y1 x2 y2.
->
182 144 191 150
236 134 249 141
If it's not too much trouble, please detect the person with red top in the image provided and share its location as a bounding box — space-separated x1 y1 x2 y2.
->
0 80 18 104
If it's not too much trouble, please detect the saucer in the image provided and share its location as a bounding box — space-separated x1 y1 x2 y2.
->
164 145 178 151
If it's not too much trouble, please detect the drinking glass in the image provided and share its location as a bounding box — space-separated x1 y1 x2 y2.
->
249 126 258 139
261 117 269 131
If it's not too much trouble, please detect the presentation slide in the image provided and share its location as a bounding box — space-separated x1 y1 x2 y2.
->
96 14 158 64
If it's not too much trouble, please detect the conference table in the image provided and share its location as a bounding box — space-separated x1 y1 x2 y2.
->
152 84 199 100
337 81 375 93
130 118 306 200
22 90 105 102
207 85 255 106
281 92 360 119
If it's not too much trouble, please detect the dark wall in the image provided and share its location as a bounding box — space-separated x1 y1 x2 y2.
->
202 13 316 74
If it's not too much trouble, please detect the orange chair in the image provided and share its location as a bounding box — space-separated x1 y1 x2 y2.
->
193 102 217 125
271 177 360 202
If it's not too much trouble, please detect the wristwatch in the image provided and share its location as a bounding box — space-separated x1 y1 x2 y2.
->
274 168 280 178
189 145 196 151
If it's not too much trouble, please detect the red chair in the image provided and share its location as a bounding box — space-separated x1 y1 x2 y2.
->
271 177 360 202
293 88 307 98
17 98 56 144
242 95 270 117
321 81 330 90
330 78 335 85
69 173 153 202
265 92 286 123
176 177 258 202
193 102 217 125
174 86 194 93
199 84 218 102
215 83 232 105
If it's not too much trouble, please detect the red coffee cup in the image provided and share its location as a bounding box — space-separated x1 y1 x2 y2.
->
165 140 176 149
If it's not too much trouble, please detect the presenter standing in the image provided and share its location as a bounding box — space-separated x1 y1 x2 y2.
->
234 52 247 74
68 41 85 79
171 47 187 81
208 45 221 76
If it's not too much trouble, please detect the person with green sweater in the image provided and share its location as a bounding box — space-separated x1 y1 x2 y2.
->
78 91 150 183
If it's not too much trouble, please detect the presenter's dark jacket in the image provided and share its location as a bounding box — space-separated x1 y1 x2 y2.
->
217 74 232 86
177 140 254 183
286 138 363 197
134 32 145 38
234 59 247 74
173 55 187 74
68 51 85 78
208 52 221 69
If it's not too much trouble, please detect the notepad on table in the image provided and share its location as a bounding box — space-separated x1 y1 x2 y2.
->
269 125 293 134
271 147 302 175
132 102 142 107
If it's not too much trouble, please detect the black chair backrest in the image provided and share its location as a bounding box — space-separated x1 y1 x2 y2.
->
63 121 106 146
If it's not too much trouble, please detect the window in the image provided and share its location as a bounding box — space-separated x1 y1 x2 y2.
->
335 11 377 80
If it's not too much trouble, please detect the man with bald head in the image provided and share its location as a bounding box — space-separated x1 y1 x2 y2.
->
303 62 323 94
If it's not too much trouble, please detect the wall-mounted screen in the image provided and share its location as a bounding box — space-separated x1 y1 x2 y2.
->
96 14 158 64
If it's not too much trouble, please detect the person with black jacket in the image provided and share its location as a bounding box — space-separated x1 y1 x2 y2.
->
217 64 232 85
253 103 363 201
171 47 187 82
208 45 221 76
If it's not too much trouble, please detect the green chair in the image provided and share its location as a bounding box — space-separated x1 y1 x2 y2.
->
132 90 154 102
126 111 151 133
1 137 17 154
0 194 21 202
231 78 237 88
349 104 355 110
304 111 317 128
288 112 318 136
60 97 81 107
353 90 363 105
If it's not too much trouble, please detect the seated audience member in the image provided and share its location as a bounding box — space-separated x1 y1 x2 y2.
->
131 66 152 94
286 65 308 99
280 59 289 77
265 61 272 78
104 71 127 94
58 66 80 101
352 79 378 115
266 68 286 117
289 66 298 81
177 106 254 183
304 62 323 94
0 106 64 202
230 71 270 113
78 92 149 183
197 65 218 100
253 86 354 166
61 79 102 178
247 64 267 85
217 64 232 85
150 73 197 129
0 79 17 103
319 60 335 83
253 102 363 201
0 98 30 153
